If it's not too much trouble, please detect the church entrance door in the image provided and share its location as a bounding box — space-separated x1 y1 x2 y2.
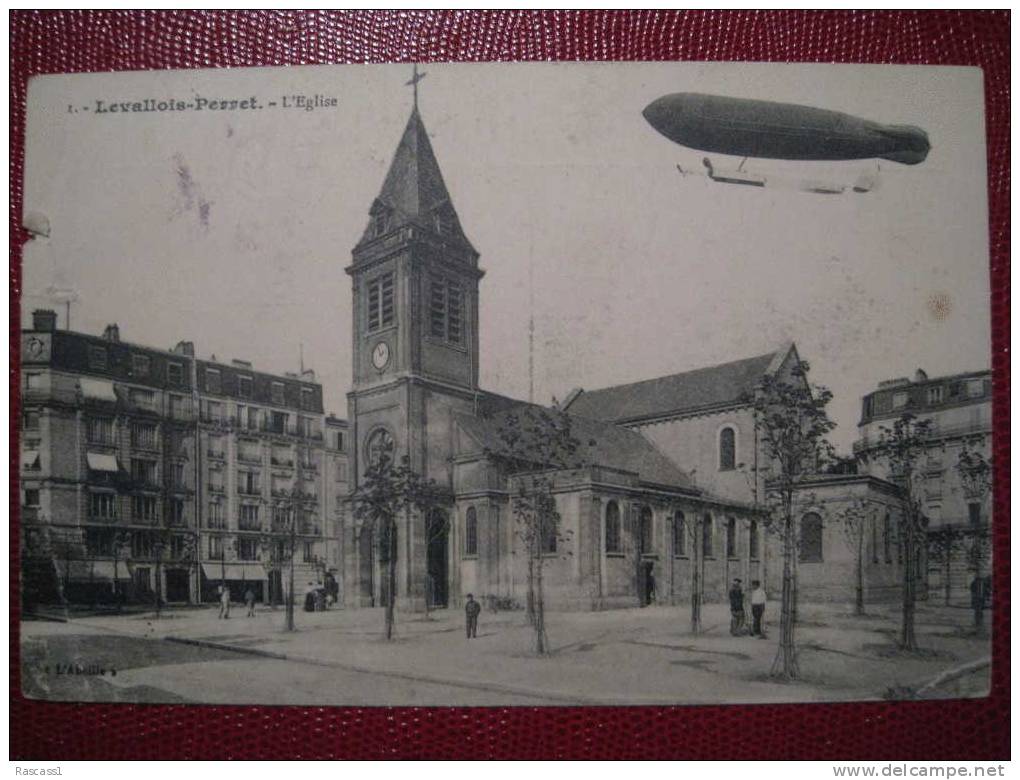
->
426 510 449 609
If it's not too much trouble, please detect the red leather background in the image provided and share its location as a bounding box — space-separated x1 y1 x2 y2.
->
9 10 1010 760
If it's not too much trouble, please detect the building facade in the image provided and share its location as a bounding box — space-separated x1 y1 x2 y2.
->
20 310 334 608
194 357 328 603
854 368 993 603
21 312 200 606
563 345 911 603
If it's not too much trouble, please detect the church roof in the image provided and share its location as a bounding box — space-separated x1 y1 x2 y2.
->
563 346 791 423
454 402 699 493
358 108 475 252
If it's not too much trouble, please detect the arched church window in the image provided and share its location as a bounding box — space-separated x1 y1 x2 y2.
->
672 511 687 557
719 427 736 471
800 512 823 563
365 428 395 470
605 501 621 554
639 506 654 555
871 515 880 564
726 516 738 559
540 514 557 555
702 514 714 558
464 507 478 557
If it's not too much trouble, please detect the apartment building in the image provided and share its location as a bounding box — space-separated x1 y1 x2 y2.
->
19 309 339 608
20 310 199 606
854 368 993 602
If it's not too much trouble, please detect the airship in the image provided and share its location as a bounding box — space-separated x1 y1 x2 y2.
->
643 93 930 166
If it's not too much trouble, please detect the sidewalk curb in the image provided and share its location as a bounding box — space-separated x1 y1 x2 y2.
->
164 635 600 705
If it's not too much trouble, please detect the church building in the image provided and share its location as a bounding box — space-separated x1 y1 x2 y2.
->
341 100 904 613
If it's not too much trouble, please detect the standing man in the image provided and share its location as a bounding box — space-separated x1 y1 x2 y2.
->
729 578 746 636
970 575 985 633
750 579 767 638
465 593 481 639
219 584 231 620
244 586 256 618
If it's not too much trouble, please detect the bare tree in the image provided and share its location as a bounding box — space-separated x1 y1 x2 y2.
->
956 435 992 631
351 444 444 641
488 407 580 655
865 413 933 652
927 525 965 606
110 528 131 611
676 511 704 634
834 496 876 616
744 361 836 680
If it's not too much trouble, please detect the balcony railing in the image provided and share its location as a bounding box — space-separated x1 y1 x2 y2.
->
238 485 261 496
855 421 992 452
271 457 294 467
237 452 262 465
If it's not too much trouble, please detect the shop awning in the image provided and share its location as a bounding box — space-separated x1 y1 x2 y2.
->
86 452 120 472
79 378 117 402
201 563 263 581
22 450 39 468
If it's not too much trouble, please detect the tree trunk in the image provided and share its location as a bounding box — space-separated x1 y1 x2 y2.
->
385 521 397 640
113 555 121 613
534 543 548 655
855 528 865 617
155 556 163 619
525 551 536 627
690 526 702 634
286 539 296 632
771 509 799 680
899 519 918 651
944 542 952 606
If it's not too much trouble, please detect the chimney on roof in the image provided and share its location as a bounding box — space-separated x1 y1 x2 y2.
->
102 323 120 342
914 368 928 383
32 309 57 332
173 340 194 357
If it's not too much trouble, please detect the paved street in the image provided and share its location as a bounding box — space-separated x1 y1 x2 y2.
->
19 601 991 706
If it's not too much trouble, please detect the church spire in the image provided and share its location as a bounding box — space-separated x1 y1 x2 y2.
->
356 78 475 254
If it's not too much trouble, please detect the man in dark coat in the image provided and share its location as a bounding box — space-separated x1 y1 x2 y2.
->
729 578 746 636
970 575 986 632
465 593 481 639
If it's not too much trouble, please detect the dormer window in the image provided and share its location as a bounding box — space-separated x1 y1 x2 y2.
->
366 198 393 240
433 207 454 236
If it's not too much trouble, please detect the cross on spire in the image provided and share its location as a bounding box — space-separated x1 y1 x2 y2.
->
405 64 427 111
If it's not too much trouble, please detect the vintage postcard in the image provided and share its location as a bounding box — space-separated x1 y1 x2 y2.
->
17 62 992 706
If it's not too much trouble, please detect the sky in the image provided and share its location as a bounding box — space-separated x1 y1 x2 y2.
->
21 62 990 453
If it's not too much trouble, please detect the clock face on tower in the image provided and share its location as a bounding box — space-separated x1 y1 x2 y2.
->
371 340 390 370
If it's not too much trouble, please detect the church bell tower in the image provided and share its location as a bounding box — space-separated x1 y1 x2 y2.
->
345 76 484 609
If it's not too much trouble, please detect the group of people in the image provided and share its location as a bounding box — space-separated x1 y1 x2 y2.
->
216 584 258 619
728 578 768 638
